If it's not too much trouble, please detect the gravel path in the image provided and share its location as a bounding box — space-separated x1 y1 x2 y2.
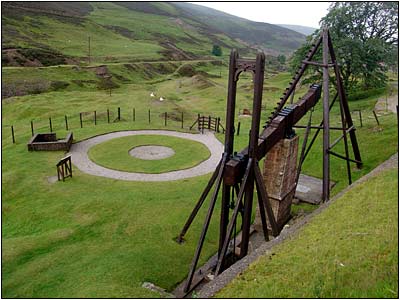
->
68 130 224 182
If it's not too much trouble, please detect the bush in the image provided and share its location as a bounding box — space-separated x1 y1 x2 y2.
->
211 45 222 56
50 81 69 91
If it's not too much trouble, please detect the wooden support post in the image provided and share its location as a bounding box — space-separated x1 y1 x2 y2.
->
208 115 211 129
148 109 151 124
327 31 362 169
165 112 167 126
237 121 241 136
11 125 15 144
118 107 121 121
358 110 363 127
65 115 69 130
322 29 330 202
133 108 135 122
49 117 53 132
94 111 97 125
107 109 110 123
216 117 220 133
197 114 200 131
181 112 184 129
80 113 83 128
31 120 34 136
372 110 380 125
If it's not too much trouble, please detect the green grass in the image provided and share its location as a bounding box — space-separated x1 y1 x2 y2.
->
2 139 221 298
217 167 398 298
88 134 210 173
2 64 398 298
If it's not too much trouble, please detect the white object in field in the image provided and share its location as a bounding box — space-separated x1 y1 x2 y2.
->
159 97 164 101
150 92 155 97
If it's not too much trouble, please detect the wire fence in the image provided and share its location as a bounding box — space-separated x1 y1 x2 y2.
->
5 107 226 145
4 105 396 145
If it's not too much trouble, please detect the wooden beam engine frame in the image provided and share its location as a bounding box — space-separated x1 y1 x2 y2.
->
176 28 362 295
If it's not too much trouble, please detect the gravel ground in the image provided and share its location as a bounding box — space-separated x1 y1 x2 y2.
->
67 130 223 182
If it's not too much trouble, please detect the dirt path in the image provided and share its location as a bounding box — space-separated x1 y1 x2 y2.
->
68 130 223 182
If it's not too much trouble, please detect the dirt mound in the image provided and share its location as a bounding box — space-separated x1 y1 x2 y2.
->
191 75 216 89
176 64 196 77
2 48 70 67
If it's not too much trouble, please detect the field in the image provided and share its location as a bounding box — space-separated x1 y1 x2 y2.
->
2 58 398 298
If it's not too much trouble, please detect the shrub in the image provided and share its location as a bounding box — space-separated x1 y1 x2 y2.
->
50 81 70 91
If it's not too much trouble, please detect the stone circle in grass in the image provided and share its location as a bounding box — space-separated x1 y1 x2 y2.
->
88 134 211 174
129 145 175 160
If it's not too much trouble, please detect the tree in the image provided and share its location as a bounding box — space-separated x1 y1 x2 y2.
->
211 45 222 56
277 54 286 65
290 2 398 92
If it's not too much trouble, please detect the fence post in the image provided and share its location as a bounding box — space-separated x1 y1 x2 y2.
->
107 109 110 123
197 114 200 131
31 120 34 136
49 117 53 132
181 112 184 129
133 108 135 122
372 110 380 125
80 113 83 128
148 109 151 124
358 110 362 128
208 115 211 129
94 111 97 125
11 125 15 144
165 112 167 126
118 107 121 121
65 115 69 130
216 117 220 133
237 121 241 136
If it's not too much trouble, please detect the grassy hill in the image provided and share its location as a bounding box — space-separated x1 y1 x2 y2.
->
217 165 398 298
276 24 317 36
2 2 305 66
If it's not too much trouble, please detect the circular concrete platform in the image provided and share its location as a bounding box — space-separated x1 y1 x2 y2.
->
68 130 224 182
129 145 175 160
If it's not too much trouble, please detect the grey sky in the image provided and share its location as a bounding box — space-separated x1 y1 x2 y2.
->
191 2 332 28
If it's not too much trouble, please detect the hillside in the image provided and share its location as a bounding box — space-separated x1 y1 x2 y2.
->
1 2 306 66
276 24 317 36
217 158 398 298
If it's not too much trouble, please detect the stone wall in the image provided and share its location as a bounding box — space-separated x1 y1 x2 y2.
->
27 132 73 151
255 135 299 231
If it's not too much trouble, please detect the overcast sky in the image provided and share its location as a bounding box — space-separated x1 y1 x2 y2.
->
191 2 332 28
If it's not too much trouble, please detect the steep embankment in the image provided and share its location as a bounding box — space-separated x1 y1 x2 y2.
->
207 154 398 298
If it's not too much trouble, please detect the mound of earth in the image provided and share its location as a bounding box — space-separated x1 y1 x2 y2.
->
180 74 216 89
191 75 216 89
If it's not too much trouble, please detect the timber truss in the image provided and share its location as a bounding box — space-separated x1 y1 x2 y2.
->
175 28 362 296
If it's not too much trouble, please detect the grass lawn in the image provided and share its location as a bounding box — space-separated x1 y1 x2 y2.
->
2 63 398 297
216 167 398 298
88 134 210 173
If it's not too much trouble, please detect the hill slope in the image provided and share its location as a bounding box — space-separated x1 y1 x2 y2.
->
276 24 317 36
2 2 305 66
